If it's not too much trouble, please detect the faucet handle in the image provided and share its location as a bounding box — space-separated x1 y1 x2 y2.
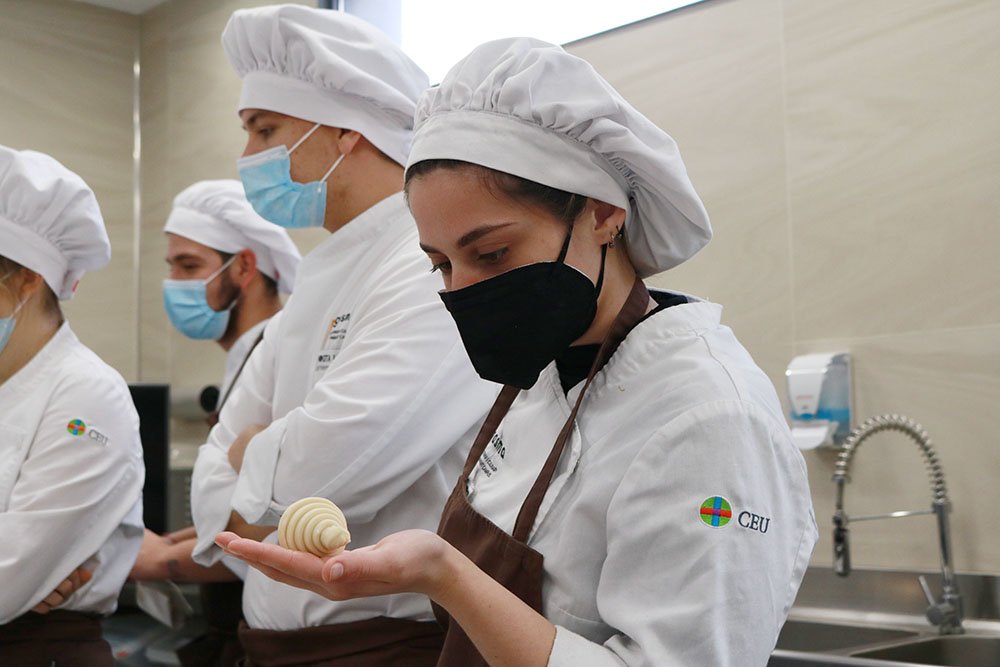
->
919 575 961 631
833 514 850 577
918 575 937 606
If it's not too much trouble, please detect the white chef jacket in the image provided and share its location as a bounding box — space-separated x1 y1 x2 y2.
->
464 293 818 667
216 318 269 581
190 192 496 630
0 323 144 623
217 319 268 411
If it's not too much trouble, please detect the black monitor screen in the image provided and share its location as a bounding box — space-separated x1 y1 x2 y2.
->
128 383 170 534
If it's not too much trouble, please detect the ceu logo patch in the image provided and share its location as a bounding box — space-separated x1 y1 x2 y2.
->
698 495 772 534
66 418 110 446
699 496 732 528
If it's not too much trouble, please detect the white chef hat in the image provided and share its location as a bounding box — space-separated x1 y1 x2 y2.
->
408 38 712 277
0 145 110 300
222 5 429 166
165 179 301 294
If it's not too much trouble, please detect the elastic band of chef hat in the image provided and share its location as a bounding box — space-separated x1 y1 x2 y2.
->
406 37 712 278
222 5 430 167
0 145 110 300
165 180 302 294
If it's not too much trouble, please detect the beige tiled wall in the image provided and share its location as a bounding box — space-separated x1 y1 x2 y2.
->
569 0 1000 574
139 0 312 391
140 0 272 400
138 0 315 445
0 0 138 377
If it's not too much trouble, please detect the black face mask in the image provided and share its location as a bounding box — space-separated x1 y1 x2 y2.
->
439 226 606 389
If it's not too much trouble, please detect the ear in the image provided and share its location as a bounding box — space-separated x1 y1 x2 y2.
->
336 129 363 157
587 198 627 245
234 249 258 289
2 268 46 310
18 269 47 303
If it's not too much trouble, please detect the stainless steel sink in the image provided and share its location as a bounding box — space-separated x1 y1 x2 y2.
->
775 620 919 653
850 635 1000 667
769 568 1000 666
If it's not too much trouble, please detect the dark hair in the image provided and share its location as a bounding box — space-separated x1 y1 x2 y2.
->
215 250 278 296
405 159 587 227
0 255 61 315
0 255 19 276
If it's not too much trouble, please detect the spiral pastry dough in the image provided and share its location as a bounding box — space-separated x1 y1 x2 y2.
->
278 497 351 557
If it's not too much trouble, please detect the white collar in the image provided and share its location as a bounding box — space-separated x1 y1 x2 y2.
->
0 321 76 401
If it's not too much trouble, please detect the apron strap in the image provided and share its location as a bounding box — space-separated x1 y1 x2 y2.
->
209 329 266 427
218 329 265 411
511 277 650 543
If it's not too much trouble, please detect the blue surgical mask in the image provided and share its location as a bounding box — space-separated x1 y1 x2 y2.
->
237 123 344 229
0 272 25 356
162 256 238 341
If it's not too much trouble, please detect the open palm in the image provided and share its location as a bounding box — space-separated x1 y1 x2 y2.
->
216 528 450 601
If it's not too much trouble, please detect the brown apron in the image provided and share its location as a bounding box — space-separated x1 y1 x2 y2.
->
178 580 246 667
433 277 650 667
0 609 114 667
236 616 443 667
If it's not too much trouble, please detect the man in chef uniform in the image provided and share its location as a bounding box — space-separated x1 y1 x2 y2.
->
131 179 301 666
0 145 145 665
189 6 495 663
160 179 301 426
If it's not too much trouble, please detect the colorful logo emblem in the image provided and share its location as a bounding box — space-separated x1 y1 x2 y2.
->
699 496 733 528
67 419 87 436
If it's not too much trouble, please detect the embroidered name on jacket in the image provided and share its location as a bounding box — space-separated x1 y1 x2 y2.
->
477 431 506 478
316 313 351 372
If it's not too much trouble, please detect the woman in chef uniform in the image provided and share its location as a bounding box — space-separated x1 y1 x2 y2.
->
0 145 145 665
218 38 818 667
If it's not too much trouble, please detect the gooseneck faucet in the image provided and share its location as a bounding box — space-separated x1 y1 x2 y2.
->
832 414 963 634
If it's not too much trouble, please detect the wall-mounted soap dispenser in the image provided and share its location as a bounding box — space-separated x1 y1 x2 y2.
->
785 352 852 450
